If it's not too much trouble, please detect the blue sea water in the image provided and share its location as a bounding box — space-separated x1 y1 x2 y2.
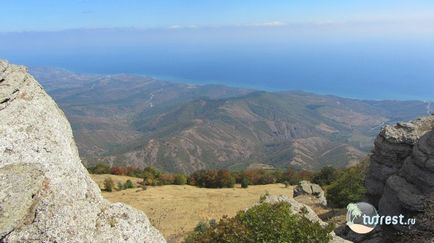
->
1 29 433 101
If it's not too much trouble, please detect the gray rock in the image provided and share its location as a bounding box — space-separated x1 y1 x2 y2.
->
0 60 165 242
294 180 327 206
365 116 434 241
365 116 434 205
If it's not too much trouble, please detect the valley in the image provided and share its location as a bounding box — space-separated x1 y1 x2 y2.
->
32 68 430 173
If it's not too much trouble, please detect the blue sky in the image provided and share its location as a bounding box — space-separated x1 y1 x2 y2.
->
2 0 434 31
1 1 434 100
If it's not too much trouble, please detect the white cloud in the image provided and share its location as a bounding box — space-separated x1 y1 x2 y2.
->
254 21 287 27
168 25 198 29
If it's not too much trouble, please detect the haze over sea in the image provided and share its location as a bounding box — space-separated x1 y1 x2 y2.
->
1 1 434 101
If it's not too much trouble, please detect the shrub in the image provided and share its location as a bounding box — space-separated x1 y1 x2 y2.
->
103 177 114 192
117 181 123 191
184 202 333 243
216 170 235 188
241 177 249 188
111 166 128 176
189 169 235 188
174 174 187 185
143 167 161 186
159 173 176 185
89 163 111 174
326 165 366 208
124 179 134 189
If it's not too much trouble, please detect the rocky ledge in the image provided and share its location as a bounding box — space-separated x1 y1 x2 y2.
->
0 60 165 242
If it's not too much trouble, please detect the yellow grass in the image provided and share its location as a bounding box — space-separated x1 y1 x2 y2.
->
91 174 294 242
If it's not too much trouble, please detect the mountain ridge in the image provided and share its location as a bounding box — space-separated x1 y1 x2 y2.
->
31 67 431 173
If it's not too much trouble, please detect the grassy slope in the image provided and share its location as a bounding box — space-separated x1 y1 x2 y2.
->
91 174 294 242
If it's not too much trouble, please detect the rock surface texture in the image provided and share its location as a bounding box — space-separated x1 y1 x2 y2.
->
293 180 327 206
365 116 434 241
0 60 166 242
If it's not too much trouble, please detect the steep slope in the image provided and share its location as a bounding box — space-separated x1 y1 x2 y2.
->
31 68 252 165
0 61 165 242
121 92 428 172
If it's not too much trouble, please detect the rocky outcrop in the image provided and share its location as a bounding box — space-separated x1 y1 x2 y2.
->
365 116 434 206
263 195 351 243
294 180 327 206
365 116 434 240
0 60 165 242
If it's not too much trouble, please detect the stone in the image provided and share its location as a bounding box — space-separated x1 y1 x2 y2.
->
365 116 434 241
294 180 327 206
365 116 434 205
0 60 165 242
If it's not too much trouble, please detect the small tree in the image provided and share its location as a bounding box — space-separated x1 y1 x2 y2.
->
124 179 134 189
91 163 111 174
174 174 187 185
117 181 123 191
241 177 249 188
313 166 337 186
103 177 114 192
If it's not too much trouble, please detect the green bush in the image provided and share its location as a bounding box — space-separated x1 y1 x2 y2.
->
89 163 111 174
117 181 123 191
143 167 161 186
103 177 114 192
325 165 366 208
174 174 187 185
312 166 337 186
124 179 134 189
184 202 333 243
241 177 249 188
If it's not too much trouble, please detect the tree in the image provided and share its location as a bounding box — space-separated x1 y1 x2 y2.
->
117 181 123 191
313 166 337 186
174 174 187 185
143 167 161 186
326 165 367 208
90 163 111 174
124 179 134 189
241 177 249 188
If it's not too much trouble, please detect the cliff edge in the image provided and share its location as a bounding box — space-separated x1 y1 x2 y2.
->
0 60 166 242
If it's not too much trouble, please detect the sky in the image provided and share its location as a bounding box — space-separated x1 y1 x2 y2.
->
1 1 434 100
2 0 434 32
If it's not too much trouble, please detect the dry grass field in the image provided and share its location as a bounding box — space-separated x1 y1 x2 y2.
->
91 174 294 242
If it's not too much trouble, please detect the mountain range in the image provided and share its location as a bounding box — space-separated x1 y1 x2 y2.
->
31 68 432 173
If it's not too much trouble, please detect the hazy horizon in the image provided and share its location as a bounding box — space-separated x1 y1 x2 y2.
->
1 1 434 100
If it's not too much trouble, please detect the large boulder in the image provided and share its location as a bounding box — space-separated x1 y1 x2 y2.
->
294 180 327 206
0 60 166 242
365 116 434 241
365 117 434 206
